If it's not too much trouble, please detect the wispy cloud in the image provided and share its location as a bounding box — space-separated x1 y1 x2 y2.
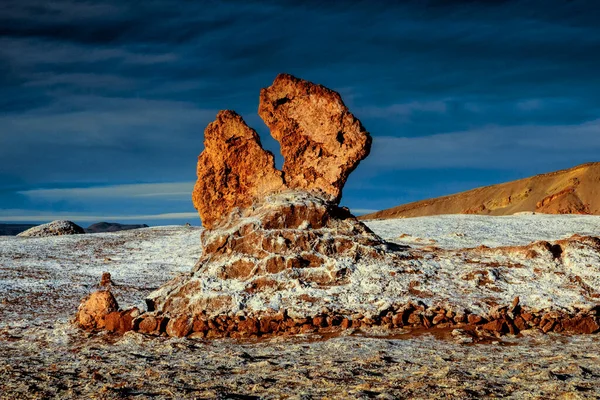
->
366 119 600 170
0 211 199 223
358 101 448 119
18 182 196 200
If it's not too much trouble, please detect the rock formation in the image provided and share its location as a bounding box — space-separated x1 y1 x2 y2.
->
152 73 381 324
192 74 372 228
259 73 371 202
75 74 600 340
18 220 85 237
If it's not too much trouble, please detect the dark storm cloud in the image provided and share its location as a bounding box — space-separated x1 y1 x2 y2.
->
1 0 600 222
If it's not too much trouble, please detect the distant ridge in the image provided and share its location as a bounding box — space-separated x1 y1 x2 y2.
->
85 222 149 233
360 162 600 220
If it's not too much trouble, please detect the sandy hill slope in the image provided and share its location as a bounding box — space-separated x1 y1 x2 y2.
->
361 162 600 220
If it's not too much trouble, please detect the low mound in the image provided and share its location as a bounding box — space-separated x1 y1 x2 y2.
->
17 220 85 237
360 162 600 220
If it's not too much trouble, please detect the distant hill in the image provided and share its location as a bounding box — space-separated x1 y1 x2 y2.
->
85 222 149 233
360 162 600 220
0 224 36 236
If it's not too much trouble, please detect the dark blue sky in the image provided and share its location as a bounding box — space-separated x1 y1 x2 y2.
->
1 0 600 225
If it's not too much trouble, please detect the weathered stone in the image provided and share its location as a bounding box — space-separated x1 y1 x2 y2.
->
468 314 484 325
561 316 600 334
238 318 259 336
100 272 113 287
259 73 371 202
138 315 159 334
76 290 119 330
105 308 137 334
192 110 284 229
482 319 506 332
166 316 192 338
513 316 528 331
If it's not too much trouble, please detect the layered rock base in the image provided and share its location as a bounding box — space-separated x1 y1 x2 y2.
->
81 297 600 340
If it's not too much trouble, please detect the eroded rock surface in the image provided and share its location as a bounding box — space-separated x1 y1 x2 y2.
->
192 110 284 229
259 73 371 202
147 191 389 319
192 75 371 229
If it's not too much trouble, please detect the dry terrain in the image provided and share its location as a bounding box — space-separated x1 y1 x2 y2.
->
1 217 600 398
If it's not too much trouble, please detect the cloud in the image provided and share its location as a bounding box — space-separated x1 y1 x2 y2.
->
18 182 196 200
366 119 600 171
1 0 600 218
0 96 214 184
357 101 448 119
0 210 198 222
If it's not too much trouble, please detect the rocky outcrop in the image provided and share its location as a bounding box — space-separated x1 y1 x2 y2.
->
17 220 85 237
192 74 372 229
192 110 284 229
259 73 371 202
146 191 389 319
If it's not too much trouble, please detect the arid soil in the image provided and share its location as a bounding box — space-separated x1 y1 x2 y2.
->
361 162 600 220
2 219 600 398
2 322 599 399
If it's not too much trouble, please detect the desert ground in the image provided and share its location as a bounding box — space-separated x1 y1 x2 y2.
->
1 215 600 399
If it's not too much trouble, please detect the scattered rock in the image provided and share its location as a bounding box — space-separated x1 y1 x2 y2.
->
105 308 138 334
18 220 85 237
561 316 600 334
99 272 113 287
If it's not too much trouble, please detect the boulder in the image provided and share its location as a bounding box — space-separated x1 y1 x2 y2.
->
17 220 85 237
75 290 119 330
259 73 371 202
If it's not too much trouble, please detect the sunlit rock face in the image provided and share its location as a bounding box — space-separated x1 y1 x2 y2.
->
192 74 372 229
191 110 284 230
259 73 372 203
